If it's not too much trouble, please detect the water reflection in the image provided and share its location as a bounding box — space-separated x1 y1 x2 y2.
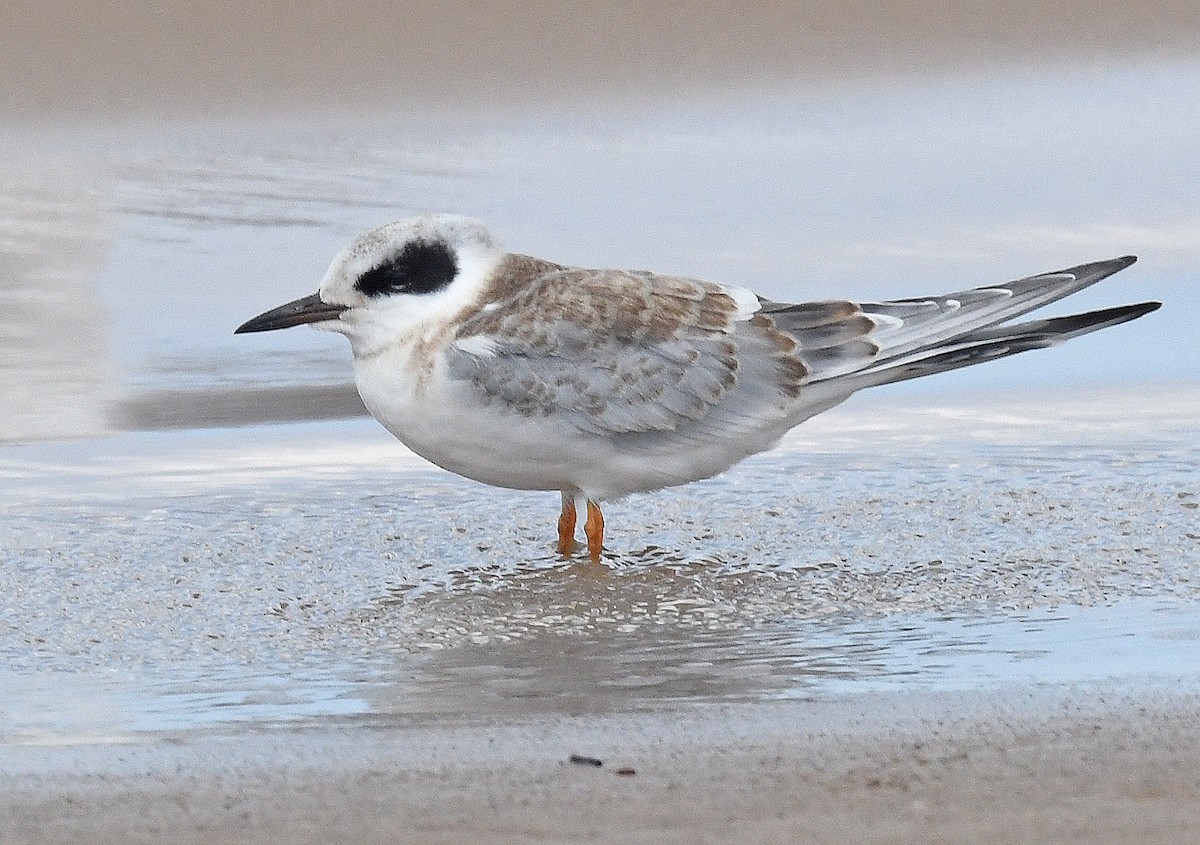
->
6 599 1198 744
374 615 906 715
0 161 115 440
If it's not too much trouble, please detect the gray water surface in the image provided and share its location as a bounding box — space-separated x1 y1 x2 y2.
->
2 60 1199 439
1 53 1197 747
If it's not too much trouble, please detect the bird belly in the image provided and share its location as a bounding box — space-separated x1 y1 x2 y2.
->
353 351 779 499
353 352 595 492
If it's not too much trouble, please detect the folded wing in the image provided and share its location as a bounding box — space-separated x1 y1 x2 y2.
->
760 256 1158 390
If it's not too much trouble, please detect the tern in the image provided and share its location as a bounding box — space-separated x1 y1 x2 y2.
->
236 214 1159 563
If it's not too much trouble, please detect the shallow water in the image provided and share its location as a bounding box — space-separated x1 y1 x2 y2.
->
1 396 1196 744
2 60 1199 438
2 30 1199 750
5 600 1200 745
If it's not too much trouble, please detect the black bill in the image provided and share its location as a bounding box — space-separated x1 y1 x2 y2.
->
235 293 349 334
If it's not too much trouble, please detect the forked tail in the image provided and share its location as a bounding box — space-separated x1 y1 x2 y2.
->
761 255 1161 392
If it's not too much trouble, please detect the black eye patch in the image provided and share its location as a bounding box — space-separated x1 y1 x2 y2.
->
355 238 458 297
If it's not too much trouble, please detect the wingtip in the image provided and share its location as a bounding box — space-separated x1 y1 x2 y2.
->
1093 299 1161 327
1053 253 1139 283
1098 254 1137 273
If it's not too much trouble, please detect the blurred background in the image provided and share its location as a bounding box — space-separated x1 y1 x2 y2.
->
2 1 1197 440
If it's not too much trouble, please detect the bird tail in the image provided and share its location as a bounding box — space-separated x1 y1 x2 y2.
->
835 300 1161 390
775 255 1162 392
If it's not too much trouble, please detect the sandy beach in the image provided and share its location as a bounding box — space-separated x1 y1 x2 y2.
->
4 687 1200 845
5 1 1200 120
3 388 1200 842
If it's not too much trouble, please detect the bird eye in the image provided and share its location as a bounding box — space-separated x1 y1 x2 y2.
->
355 239 458 297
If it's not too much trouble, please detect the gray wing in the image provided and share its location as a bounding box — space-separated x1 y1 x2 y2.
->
448 256 1155 441
759 256 1156 390
447 268 807 440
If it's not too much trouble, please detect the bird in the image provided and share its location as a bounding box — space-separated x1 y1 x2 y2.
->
236 214 1159 564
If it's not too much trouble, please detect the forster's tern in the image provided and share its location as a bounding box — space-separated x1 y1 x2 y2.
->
236 214 1159 562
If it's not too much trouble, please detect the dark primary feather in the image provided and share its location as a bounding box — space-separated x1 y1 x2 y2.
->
761 255 1158 388
854 302 1161 387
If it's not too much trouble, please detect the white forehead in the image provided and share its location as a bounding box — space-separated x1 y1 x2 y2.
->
322 213 502 291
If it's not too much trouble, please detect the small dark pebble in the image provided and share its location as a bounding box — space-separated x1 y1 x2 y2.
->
615 767 636 776
569 754 603 767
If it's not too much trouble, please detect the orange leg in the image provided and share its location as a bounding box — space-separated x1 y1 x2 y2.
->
584 499 605 564
557 493 577 557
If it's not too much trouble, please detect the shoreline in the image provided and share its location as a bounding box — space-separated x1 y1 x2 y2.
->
7 3 1200 123
2 389 1197 842
80 377 1200 437
110 382 366 431
3 9 1197 837
3 685 1199 844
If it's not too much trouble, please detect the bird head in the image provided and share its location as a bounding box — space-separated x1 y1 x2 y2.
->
235 214 503 356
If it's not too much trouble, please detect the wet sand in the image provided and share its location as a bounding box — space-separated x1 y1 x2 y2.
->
4 687 1200 845
112 383 364 430
2 387 1199 842
5 1 1200 119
